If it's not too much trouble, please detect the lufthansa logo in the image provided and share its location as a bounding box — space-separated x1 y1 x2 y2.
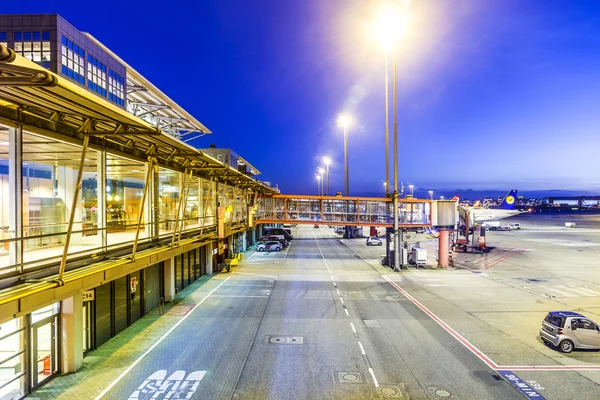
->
506 196 515 205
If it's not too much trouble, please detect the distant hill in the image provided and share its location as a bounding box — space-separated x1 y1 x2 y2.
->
357 188 600 200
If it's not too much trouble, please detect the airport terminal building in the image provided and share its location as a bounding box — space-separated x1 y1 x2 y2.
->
0 14 273 398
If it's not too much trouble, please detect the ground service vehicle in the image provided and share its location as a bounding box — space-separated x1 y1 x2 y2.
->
540 311 600 353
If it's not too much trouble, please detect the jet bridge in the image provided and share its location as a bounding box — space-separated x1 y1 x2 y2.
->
254 194 433 228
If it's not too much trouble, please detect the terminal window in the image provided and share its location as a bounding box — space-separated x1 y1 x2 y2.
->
12 31 51 69
61 36 85 85
0 31 6 48
87 55 107 97
108 70 125 107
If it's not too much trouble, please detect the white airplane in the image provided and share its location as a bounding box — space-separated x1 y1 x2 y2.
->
458 190 523 225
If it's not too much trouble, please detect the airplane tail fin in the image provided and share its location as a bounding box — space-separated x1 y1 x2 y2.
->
452 196 460 201
497 190 518 210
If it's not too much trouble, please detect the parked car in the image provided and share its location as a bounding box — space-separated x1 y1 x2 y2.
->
366 236 383 246
283 228 293 239
540 311 600 353
263 227 293 242
314 224 319 228
260 236 288 247
506 223 521 230
256 241 282 252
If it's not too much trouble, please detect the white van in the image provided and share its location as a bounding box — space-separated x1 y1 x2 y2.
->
506 223 521 230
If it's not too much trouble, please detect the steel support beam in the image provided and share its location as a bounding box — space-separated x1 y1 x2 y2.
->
131 158 155 259
177 169 193 246
57 135 89 282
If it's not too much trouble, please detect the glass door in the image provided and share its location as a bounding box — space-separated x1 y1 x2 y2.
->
30 316 58 389
82 301 94 355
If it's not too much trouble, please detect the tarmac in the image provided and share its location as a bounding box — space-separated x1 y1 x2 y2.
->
30 219 600 399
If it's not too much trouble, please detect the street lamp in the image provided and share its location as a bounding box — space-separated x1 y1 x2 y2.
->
322 157 331 196
383 181 388 193
409 184 414 197
440 195 445 200
428 190 433 200
316 175 321 196
337 114 352 196
318 167 325 196
374 8 406 271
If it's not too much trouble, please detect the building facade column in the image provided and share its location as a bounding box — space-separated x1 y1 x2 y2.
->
205 244 213 275
61 294 83 372
438 229 450 267
8 125 23 268
163 257 175 301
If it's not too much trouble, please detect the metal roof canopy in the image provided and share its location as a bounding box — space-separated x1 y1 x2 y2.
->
0 45 275 194
84 33 211 141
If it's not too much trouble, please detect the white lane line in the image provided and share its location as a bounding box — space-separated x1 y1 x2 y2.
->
212 295 269 298
234 272 278 279
247 252 256 260
350 323 357 335
358 341 366 355
333 282 337 287
368 367 379 387
339 297 345 304
344 309 350 316
95 277 231 399
336 289 341 296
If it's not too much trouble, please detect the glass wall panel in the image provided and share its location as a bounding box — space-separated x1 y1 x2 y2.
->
21 132 98 267
0 126 12 272
0 319 24 399
158 168 180 235
202 179 215 227
183 176 201 231
106 154 146 247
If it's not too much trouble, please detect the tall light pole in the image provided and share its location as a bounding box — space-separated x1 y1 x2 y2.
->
374 8 405 271
385 49 390 197
318 167 325 196
323 157 331 196
409 184 414 198
316 175 321 196
337 114 352 196
429 190 433 200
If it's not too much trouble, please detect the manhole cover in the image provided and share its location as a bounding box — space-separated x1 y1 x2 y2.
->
268 336 304 345
332 371 363 384
430 387 453 398
377 385 404 397
340 372 361 383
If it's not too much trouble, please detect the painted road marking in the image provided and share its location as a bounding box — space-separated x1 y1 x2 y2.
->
497 371 546 399
383 275 600 371
129 370 206 399
95 278 230 400
313 231 381 388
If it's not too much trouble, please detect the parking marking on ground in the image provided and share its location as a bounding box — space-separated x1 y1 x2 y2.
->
382 275 600 372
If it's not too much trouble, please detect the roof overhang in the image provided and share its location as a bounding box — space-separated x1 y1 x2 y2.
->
0 45 276 194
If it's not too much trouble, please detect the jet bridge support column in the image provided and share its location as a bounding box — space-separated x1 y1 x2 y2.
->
438 229 449 267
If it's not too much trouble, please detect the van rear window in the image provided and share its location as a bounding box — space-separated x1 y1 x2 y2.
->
544 314 565 328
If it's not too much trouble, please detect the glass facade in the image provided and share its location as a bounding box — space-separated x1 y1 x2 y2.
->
13 31 51 69
61 36 85 85
0 319 25 399
0 124 237 272
108 70 125 107
87 55 107 97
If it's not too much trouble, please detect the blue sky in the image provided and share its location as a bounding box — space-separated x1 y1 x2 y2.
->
6 0 600 196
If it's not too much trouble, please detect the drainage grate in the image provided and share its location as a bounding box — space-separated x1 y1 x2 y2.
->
268 336 304 345
332 371 363 384
430 387 453 398
377 385 405 398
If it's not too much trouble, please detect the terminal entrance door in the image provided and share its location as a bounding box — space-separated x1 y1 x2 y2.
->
30 316 58 389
